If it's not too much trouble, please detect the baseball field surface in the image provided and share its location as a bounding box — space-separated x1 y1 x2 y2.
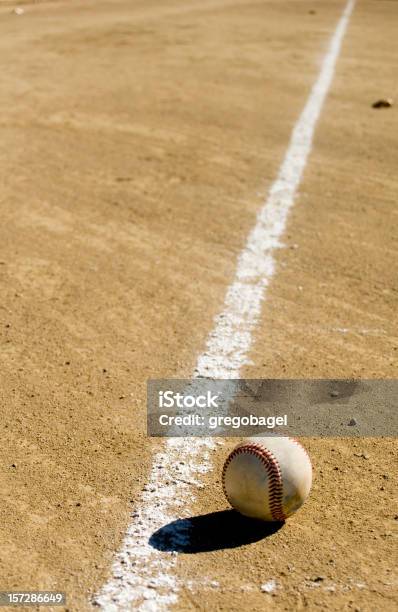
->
0 0 397 610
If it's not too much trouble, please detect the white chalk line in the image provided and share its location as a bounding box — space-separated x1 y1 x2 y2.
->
93 1 355 609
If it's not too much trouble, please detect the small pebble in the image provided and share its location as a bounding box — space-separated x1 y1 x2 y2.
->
348 418 357 426
312 576 325 582
372 98 393 109
354 452 369 459
261 580 276 594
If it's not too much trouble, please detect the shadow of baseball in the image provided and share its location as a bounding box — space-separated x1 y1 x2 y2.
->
149 509 283 553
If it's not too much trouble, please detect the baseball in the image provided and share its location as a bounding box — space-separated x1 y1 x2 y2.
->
222 436 312 521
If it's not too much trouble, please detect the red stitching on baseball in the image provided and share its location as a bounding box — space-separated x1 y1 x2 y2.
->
222 442 286 521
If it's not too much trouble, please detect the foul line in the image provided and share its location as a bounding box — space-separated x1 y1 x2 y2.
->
94 1 356 609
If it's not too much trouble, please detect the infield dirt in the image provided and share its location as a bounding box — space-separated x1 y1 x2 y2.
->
0 1 396 610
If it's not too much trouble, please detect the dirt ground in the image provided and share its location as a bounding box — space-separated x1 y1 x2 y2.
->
0 0 396 610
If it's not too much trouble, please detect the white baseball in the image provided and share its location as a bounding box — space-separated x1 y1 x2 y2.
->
222 436 312 521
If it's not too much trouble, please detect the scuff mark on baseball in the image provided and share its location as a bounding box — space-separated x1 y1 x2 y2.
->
222 437 312 522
